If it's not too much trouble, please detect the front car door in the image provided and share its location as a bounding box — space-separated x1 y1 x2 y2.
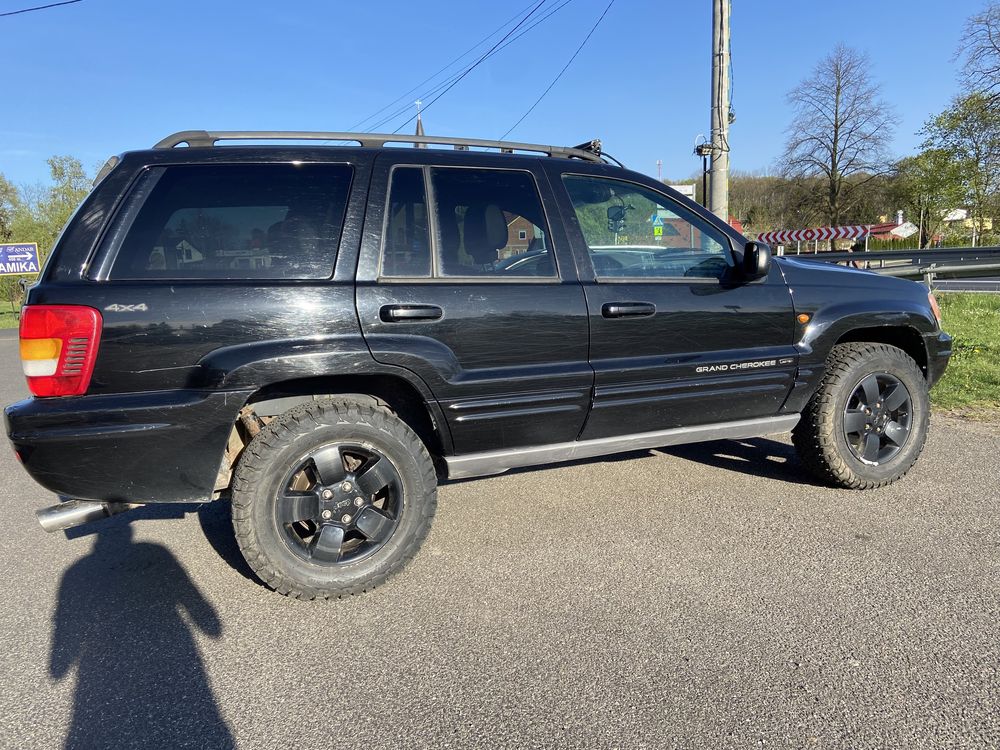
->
356 152 592 454
546 164 797 440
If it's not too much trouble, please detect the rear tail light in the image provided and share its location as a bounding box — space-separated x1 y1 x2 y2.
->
19 305 102 397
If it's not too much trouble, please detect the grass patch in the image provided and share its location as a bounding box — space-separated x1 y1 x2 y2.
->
0 310 19 330
932 292 1000 414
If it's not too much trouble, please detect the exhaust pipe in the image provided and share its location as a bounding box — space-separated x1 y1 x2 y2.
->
36 499 135 533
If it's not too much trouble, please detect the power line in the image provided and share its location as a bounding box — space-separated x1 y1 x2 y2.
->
501 0 616 140
391 0 549 134
362 0 575 134
347 0 539 132
0 0 81 17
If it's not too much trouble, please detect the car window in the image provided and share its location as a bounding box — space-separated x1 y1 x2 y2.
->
430 168 554 278
562 174 731 280
381 167 431 277
111 164 352 280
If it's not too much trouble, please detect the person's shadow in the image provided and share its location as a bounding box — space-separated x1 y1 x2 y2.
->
50 522 236 749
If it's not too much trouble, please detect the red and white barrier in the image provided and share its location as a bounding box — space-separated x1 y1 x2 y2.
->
757 225 869 245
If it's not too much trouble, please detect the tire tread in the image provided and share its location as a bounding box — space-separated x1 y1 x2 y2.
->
230 397 436 600
792 342 929 490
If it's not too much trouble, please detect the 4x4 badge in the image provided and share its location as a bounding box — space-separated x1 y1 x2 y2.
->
104 303 149 313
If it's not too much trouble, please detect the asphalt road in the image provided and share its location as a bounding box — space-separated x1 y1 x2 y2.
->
0 337 997 749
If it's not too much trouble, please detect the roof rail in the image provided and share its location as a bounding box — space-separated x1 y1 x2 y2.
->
152 130 616 165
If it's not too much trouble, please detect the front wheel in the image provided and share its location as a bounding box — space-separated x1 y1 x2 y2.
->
792 343 930 489
231 397 437 599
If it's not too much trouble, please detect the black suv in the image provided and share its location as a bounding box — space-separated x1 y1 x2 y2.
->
5 130 952 598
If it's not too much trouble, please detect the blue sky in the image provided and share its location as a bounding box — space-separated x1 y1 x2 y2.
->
0 0 984 185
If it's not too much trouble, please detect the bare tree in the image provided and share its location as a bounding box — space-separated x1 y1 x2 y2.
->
780 44 898 241
958 3 1000 103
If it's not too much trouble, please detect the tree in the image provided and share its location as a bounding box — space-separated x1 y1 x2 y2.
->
729 172 821 236
0 156 91 311
893 150 964 248
958 3 1000 104
922 93 1000 244
34 155 91 256
0 174 19 243
780 44 898 245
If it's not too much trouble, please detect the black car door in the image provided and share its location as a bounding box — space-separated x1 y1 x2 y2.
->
355 152 592 454
547 164 798 440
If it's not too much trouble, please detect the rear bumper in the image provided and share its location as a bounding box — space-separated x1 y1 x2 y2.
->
5 388 251 503
923 330 952 388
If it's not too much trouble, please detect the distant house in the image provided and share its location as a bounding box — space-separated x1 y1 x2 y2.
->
942 208 992 232
866 220 918 242
504 214 535 256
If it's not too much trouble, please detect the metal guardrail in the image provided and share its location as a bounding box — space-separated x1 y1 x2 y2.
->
780 246 1000 287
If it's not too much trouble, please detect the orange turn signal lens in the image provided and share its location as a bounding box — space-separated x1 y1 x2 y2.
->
20 337 61 360
796 313 811 324
928 292 942 326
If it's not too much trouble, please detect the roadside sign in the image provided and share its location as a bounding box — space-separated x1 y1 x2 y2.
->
653 225 663 237
651 214 664 227
0 243 41 276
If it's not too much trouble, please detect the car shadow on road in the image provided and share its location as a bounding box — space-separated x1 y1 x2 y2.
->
50 518 237 749
656 437 822 486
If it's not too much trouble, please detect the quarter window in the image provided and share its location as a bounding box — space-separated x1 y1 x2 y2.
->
563 175 731 280
381 168 431 277
111 164 353 280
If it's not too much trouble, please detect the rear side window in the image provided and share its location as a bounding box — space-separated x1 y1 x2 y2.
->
110 164 353 280
378 166 555 279
431 168 553 277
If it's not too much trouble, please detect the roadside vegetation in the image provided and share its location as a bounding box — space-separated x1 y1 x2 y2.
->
932 292 1000 415
1 156 91 313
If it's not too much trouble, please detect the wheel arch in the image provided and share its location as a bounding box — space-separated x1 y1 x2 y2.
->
211 372 452 495
243 373 449 457
834 325 928 378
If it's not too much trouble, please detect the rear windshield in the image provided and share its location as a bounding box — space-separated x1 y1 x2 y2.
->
110 163 353 280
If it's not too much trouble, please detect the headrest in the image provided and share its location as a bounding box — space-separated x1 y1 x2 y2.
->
464 204 507 265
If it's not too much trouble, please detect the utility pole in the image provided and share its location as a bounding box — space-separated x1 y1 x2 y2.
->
708 0 730 222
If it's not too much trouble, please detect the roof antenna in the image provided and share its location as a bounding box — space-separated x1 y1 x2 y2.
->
414 100 425 148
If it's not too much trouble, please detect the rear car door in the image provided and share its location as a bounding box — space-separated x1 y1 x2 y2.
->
547 165 797 440
355 152 592 454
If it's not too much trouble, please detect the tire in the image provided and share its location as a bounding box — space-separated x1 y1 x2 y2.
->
231 397 437 599
792 342 930 489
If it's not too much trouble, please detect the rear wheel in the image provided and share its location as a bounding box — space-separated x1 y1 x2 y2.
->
231 397 436 599
792 343 930 489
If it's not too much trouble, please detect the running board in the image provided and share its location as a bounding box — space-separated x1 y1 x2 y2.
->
444 415 800 480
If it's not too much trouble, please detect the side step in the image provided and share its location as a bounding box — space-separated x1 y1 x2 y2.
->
445 415 800 480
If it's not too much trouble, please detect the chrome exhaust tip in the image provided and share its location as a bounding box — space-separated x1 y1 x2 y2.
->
36 499 135 533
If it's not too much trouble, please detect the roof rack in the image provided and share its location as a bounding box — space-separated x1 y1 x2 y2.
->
152 130 617 165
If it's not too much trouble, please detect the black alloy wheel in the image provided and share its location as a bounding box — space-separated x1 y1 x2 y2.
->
275 442 403 565
232 397 437 599
842 372 912 465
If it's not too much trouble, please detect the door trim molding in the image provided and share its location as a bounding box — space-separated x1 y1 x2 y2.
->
444 414 800 479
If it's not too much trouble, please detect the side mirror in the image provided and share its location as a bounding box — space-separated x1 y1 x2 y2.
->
742 240 772 279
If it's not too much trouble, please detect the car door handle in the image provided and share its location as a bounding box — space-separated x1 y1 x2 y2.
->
380 304 443 322
602 302 656 318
